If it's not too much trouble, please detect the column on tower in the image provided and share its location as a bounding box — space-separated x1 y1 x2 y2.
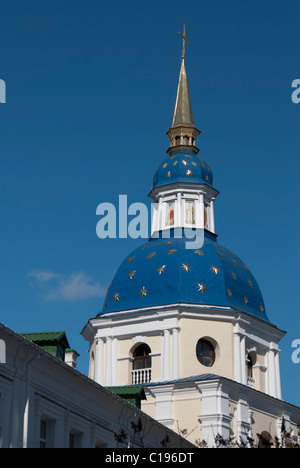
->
233 324 246 385
172 327 180 379
95 337 104 385
267 342 280 399
209 198 215 234
163 329 170 380
198 193 205 229
105 336 112 386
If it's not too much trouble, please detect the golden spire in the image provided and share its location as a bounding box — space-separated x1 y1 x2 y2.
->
166 25 201 154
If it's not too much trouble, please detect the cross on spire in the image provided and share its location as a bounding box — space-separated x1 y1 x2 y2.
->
179 24 189 60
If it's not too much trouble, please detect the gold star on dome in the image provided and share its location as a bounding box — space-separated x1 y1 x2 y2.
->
206 174 209 181
243 264 249 271
112 293 120 302
170 154 176 160
259 304 264 313
227 288 232 297
162 163 168 168
128 270 136 279
127 256 135 263
168 248 177 255
243 296 249 305
172 160 178 166
247 279 253 288
191 161 197 166
182 263 191 272
197 283 207 293
182 160 188 166
195 249 204 256
201 162 205 168
211 266 220 275
185 154 192 158
166 241 172 245
166 171 171 178
147 252 156 259
157 265 166 275
231 258 238 265
139 286 147 297
217 251 224 259
186 169 193 176
231 271 237 280
141 245 148 250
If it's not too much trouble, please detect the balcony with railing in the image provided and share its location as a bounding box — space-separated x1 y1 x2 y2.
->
132 343 152 385
131 368 152 385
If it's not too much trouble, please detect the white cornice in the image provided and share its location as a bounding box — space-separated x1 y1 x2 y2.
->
83 303 285 345
148 183 219 201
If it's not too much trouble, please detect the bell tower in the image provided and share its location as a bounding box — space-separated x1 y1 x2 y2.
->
149 25 218 238
81 26 294 447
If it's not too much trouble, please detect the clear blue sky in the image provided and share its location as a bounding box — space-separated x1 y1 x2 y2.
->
0 1 299 407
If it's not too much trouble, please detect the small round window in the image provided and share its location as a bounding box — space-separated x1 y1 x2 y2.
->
196 339 215 367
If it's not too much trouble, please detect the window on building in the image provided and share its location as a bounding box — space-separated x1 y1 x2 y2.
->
247 354 253 378
165 201 175 227
196 339 215 367
132 344 152 384
57 343 65 361
258 431 273 448
185 201 195 225
133 344 151 370
69 431 83 448
39 418 55 448
39 420 47 448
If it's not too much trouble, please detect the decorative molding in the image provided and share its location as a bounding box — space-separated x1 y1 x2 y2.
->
117 356 133 362
132 335 146 345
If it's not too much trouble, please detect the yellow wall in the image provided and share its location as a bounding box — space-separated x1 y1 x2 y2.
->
179 317 234 380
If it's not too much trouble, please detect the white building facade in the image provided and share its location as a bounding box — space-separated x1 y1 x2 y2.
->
0 322 193 449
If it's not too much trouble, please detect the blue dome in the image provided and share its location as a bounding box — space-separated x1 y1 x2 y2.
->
153 149 213 188
99 230 268 322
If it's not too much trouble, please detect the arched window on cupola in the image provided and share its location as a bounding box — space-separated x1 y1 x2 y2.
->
132 343 152 384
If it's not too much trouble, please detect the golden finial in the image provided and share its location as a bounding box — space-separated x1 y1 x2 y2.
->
179 24 189 60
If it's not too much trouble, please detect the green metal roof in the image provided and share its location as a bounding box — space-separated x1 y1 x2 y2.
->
20 331 69 346
107 386 146 397
19 331 70 360
107 386 146 409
